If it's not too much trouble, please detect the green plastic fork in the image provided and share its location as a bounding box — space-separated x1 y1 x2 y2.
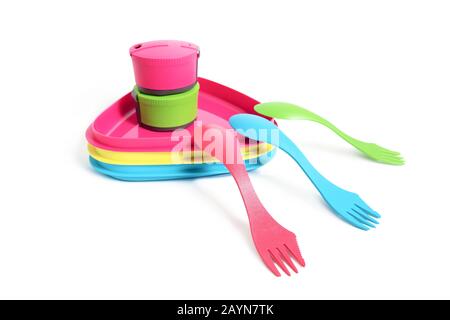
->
254 102 404 165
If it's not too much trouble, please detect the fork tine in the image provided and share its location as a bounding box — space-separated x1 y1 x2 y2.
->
379 150 401 157
269 249 291 276
347 211 376 228
277 247 298 273
351 208 379 224
385 158 405 165
377 152 404 161
379 153 405 162
284 242 306 267
261 251 281 277
376 146 401 155
340 211 370 230
380 159 405 165
378 158 405 166
372 154 405 164
380 152 402 158
355 202 381 218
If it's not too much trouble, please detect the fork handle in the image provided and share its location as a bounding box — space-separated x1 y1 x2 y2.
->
197 124 270 223
224 162 270 222
301 109 363 147
278 131 335 193
277 103 361 146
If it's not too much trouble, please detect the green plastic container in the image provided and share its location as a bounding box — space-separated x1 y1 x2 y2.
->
133 83 199 130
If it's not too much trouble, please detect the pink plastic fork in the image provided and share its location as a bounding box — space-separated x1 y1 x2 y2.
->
195 124 305 276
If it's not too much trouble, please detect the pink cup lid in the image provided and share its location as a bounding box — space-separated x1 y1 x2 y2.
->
130 40 200 93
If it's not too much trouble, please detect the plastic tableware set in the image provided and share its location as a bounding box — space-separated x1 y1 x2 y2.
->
86 40 403 276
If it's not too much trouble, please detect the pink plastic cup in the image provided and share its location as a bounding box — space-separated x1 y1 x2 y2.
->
130 40 200 95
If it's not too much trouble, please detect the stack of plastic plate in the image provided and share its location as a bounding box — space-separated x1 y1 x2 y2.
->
86 78 276 181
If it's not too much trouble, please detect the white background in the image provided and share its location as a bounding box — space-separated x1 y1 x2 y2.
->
0 0 449 299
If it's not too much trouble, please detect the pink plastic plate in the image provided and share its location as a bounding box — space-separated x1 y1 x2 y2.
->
86 78 271 152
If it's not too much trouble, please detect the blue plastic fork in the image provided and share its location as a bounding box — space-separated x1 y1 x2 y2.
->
229 114 381 230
